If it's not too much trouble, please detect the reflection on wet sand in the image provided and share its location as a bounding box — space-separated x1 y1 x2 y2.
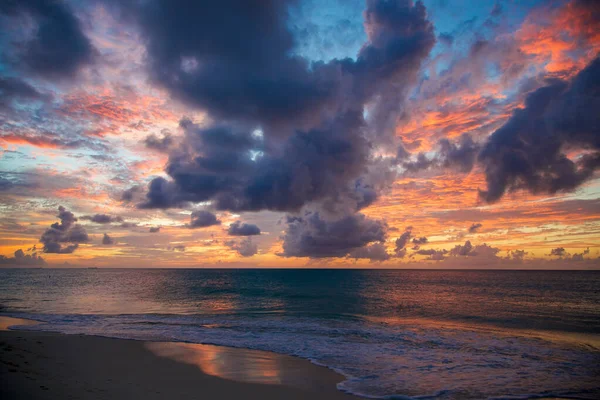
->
0 316 39 331
145 342 336 391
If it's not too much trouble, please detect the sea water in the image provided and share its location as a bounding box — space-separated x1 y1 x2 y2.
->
1 269 598 399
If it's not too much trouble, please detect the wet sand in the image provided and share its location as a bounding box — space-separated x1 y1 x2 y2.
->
0 317 359 400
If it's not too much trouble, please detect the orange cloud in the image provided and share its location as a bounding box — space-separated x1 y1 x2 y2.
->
517 0 600 78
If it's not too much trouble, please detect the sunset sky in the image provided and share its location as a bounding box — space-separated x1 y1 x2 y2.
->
0 0 599 268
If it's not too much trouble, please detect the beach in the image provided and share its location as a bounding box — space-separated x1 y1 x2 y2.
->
0 317 358 400
1 269 599 398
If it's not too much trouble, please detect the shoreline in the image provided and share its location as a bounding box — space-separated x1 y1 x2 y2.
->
0 316 361 400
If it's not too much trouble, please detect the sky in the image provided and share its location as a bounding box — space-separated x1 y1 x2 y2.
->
0 0 599 268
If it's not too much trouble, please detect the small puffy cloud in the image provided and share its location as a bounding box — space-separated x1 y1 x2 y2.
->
121 185 143 202
349 242 390 262
225 237 258 257
144 132 174 152
507 249 527 261
149 226 161 233
549 247 567 257
571 248 590 262
449 241 500 258
40 206 89 253
186 211 221 228
394 227 412 256
468 223 482 233
227 221 261 236
102 233 115 245
411 236 428 249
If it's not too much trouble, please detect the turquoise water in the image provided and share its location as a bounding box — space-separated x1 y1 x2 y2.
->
1 269 599 399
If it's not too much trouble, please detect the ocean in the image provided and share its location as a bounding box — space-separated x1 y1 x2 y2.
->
0 269 598 399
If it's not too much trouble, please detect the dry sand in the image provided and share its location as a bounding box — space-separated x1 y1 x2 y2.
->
0 317 360 400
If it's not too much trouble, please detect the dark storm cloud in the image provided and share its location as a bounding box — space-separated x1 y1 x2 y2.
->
0 248 46 266
478 56 600 203
185 210 221 228
468 223 482 233
227 221 261 236
281 212 387 258
40 206 89 253
81 214 124 224
0 0 94 79
139 112 371 212
102 233 115 245
225 237 258 257
130 0 434 130
135 0 434 209
129 0 434 257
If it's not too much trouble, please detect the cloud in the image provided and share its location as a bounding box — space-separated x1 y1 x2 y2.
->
571 248 590 261
186 210 221 228
0 0 94 79
549 247 567 257
349 242 390 262
0 248 46 266
139 113 375 213
402 134 481 174
102 233 115 245
144 132 174 152
411 236 428 250
121 185 143 202
507 249 527 261
549 246 590 261
225 237 258 257
449 241 500 258
132 0 435 247
227 221 261 236
40 206 89 253
394 227 413 257
149 226 161 233
478 56 600 202
468 223 483 233
281 212 387 258
0 77 50 111
415 248 447 260
81 214 124 224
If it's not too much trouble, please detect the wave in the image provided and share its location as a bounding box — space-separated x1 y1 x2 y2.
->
4 311 599 400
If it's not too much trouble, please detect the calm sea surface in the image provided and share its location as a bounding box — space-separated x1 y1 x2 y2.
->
1 269 599 399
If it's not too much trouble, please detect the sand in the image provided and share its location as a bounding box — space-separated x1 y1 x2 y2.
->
0 317 360 400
